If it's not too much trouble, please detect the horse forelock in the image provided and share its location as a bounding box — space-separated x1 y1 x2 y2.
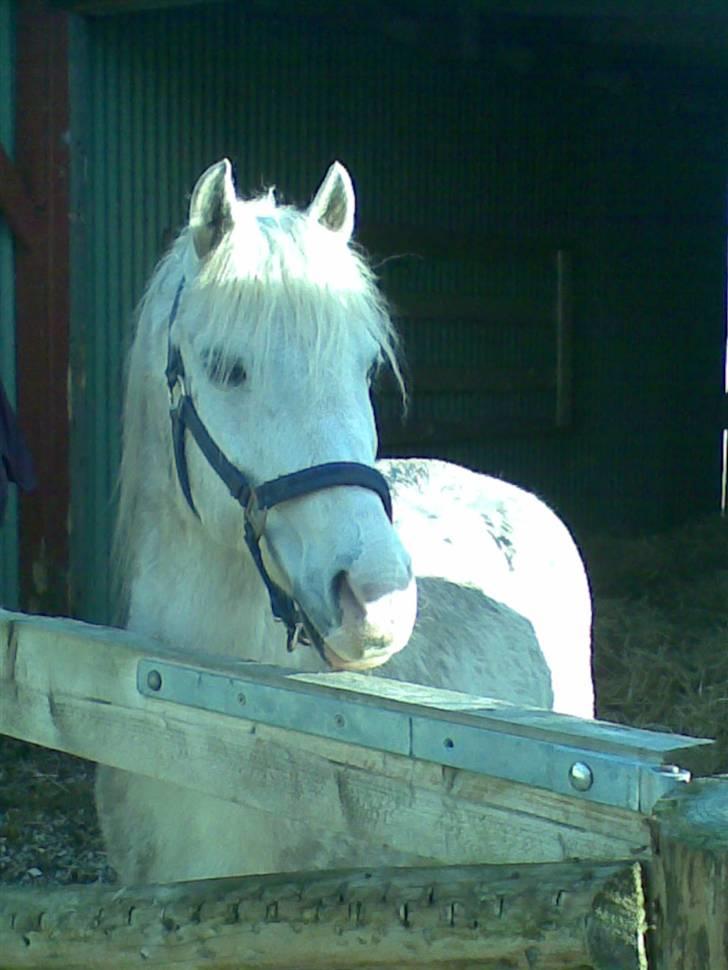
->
183 196 404 391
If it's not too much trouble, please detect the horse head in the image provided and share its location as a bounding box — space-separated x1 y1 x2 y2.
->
157 158 417 670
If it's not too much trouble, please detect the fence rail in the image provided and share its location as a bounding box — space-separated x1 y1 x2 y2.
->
0 608 726 969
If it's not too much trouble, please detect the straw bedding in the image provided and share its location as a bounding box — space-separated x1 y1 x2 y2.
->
587 515 728 770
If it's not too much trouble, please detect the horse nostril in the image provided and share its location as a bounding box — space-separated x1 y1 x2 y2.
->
338 568 413 610
334 571 366 620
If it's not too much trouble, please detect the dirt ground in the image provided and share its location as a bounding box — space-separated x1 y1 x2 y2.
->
0 736 111 885
2 514 727 886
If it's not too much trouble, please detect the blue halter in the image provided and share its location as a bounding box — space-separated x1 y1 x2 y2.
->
164 278 393 655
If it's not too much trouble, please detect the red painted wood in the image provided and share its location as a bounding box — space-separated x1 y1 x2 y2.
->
0 144 42 248
14 1 71 614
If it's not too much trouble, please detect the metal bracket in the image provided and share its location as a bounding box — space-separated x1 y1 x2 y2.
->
138 658 707 814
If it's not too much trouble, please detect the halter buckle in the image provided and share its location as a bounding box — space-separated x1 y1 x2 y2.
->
244 488 269 542
168 374 188 411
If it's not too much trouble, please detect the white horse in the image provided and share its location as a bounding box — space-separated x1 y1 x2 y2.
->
97 159 593 884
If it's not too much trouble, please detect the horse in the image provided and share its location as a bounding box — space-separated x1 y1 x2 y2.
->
97 159 593 884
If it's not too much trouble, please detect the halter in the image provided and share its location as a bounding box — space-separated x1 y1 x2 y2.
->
164 278 393 656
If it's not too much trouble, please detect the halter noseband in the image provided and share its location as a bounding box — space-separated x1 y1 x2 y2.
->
164 278 393 656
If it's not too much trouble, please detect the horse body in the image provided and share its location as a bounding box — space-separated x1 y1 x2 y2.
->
97 160 592 884
382 459 593 717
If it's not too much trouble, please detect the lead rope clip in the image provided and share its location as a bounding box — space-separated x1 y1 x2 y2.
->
286 621 308 653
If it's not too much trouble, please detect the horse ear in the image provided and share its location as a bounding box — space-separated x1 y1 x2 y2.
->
189 159 236 259
308 161 355 240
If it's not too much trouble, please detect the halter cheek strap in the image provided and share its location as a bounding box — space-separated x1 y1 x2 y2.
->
164 277 393 654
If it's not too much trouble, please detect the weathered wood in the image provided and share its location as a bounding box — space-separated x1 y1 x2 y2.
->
647 777 728 970
0 862 646 969
0 145 43 249
15 1 72 615
0 610 654 866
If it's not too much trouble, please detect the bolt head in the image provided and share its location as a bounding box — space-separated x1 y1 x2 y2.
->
146 669 162 692
568 761 594 792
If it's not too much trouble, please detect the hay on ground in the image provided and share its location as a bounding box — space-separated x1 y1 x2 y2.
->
586 516 728 771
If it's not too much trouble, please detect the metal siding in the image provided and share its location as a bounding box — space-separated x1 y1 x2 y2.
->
0 0 18 608
71 6 252 622
70 6 727 622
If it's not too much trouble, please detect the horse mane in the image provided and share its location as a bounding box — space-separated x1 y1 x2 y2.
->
113 190 405 621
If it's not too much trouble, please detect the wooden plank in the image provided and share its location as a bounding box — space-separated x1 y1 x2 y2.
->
0 861 647 970
0 610 653 865
0 145 42 248
136 657 708 815
4 609 711 781
15 1 71 615
53 0 211 13
647 777 728 970
149 656 714 766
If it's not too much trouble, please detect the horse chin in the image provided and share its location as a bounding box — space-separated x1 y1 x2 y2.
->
320 578 417 672
322 644 397 672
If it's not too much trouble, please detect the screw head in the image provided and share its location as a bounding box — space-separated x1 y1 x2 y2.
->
568 761 594 792
334 713 346 729
146 669 162 692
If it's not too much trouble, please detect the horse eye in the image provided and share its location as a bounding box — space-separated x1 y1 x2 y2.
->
202 349 247 388
223 362 248 387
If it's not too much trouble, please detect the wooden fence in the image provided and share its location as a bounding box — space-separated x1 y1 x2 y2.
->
0 608 725 969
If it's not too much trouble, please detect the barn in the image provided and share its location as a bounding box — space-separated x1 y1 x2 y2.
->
1 6 728 965
1 0 726 624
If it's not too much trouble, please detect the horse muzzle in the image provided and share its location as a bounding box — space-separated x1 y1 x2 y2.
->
320 571 417 671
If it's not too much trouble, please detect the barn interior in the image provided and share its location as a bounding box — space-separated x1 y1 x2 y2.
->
0 0 727 885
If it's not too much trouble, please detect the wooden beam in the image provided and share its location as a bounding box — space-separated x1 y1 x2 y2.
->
0 860 646 970
14 0 71 615
647 778 728 970
0 145 43 248
0 610 654 866
53 0 210 13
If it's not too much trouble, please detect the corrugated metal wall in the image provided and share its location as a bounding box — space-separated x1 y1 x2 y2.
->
70 3 727 623
0 0 19 609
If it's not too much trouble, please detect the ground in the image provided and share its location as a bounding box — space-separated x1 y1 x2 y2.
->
0 737 110 885
1 515 727 885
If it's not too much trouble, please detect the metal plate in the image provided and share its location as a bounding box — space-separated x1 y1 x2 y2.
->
138 659 411 756
138 658 693 813
410 714 689 812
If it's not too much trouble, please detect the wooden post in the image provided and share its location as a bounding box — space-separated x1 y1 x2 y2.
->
14 0 71 615
0 861 646 970
648 777 728 970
